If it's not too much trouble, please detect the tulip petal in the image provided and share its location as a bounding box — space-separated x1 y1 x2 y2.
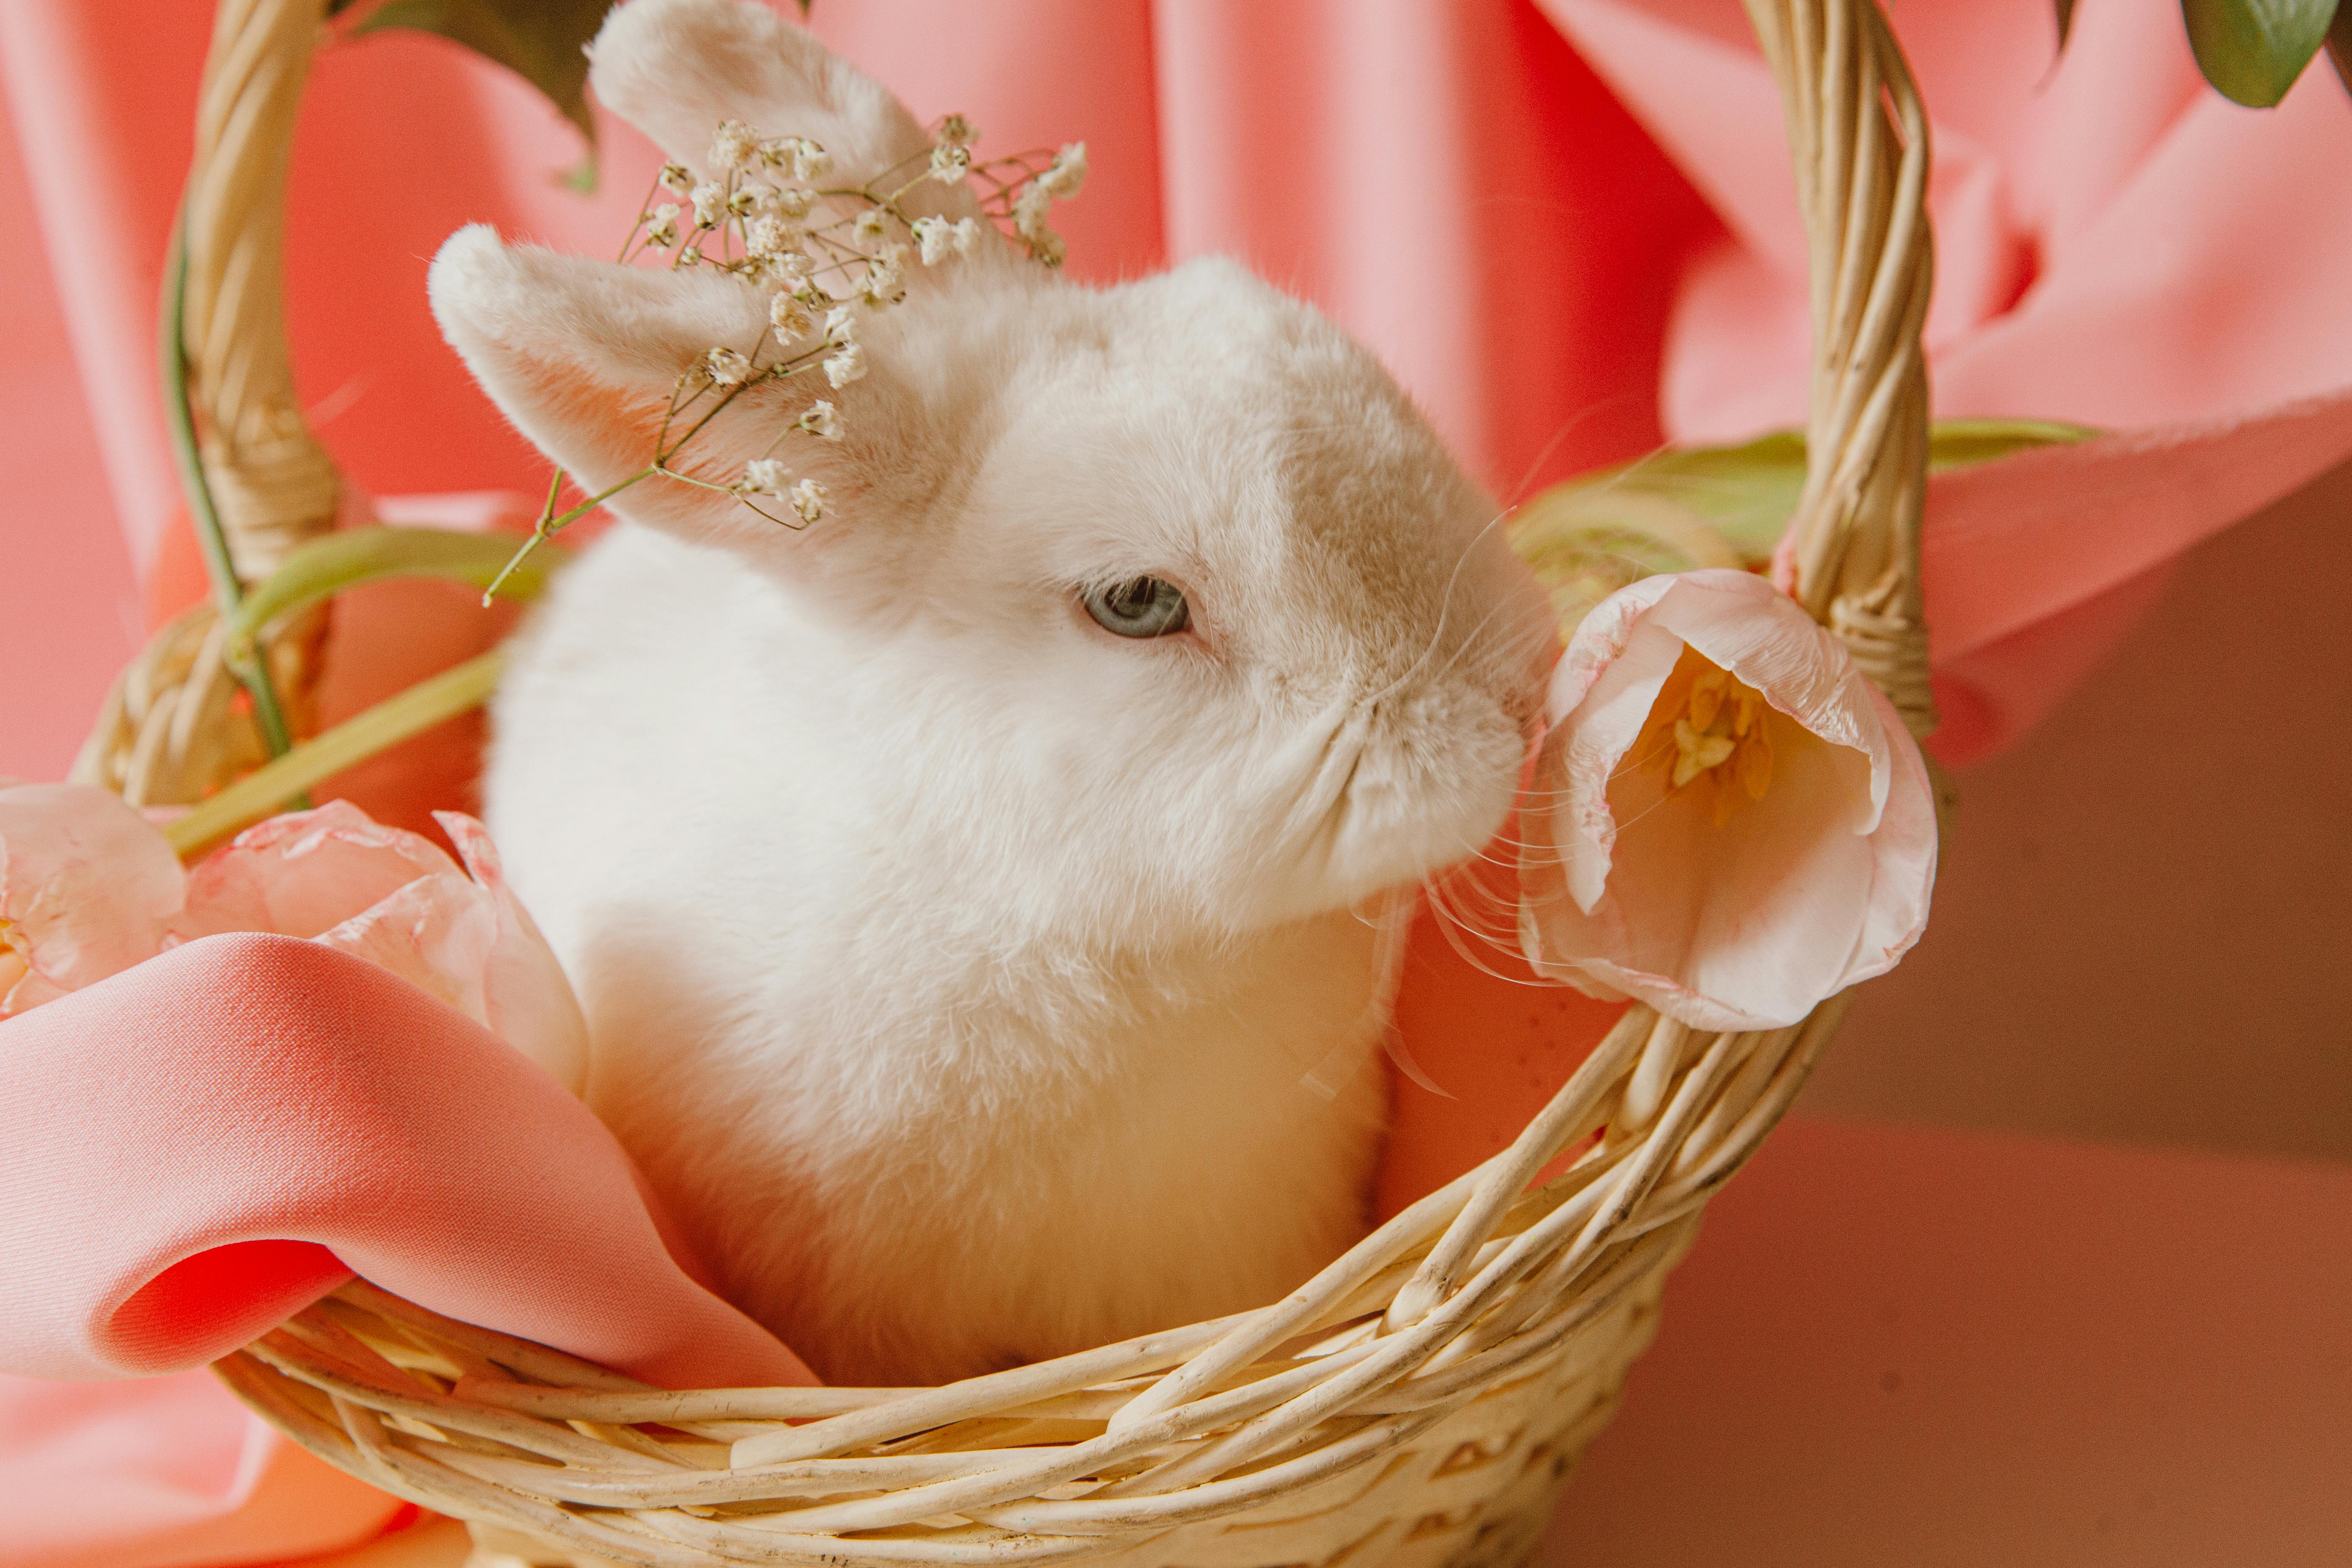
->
0 783 186 1010
435 812 591 1095
1537 574 1685 913
314 874 499 1026
1548 619 1687 913
1844 687 1939 982
181 801 460 941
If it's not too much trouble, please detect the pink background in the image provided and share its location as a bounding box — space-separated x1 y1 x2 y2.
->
0 0 2347 1560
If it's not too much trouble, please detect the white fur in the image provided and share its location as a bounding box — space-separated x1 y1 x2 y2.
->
432 0 1555 1386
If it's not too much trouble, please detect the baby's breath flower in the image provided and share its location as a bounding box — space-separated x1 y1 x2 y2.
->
859 243 906 308
1011 182 1053 241
769 288 814 339
747 215 795 259
738 457 792 496
797 400 841 441
599 110 1028 537
788 477 827 524
1007 143 1086 263
823 341 867 388
929 141 971 185
912 215 954 265
774 260 818 301
1036 141 1088 199
710 119 761 172
703 345 752 387
775 136 829 182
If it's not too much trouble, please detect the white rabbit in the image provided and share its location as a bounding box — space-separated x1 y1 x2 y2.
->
430 0 1554 1386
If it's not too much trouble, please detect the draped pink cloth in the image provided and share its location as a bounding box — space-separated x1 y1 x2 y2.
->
1 0 2347 1561
7 0 2349 759
1543 0 2352 755
0 939 808 1567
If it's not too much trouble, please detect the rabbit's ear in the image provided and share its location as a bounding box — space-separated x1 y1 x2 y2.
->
589 0 972 218
429 225 849 555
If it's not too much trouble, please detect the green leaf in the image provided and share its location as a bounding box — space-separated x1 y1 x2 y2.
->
2328 2 2352 97
1922 417 2098 471
1509 419 2096 634
2181 0 2339 107
338 0 612 149
1525 420 2093 562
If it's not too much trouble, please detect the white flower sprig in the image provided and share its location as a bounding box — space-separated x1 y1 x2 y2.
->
1005 143 1086 267
484 114 1090 597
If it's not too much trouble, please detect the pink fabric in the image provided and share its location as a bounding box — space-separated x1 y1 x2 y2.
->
0 936 811 1563
0 934 807 1388
0 1370 406 1568
1541 0 2352 757
3 1 2349 1562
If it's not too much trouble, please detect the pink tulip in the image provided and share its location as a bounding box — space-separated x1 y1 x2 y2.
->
391 813 590 1095
0 788 586 1091
179 799 461 939
0 781 188 1014
1517 569 1937 1031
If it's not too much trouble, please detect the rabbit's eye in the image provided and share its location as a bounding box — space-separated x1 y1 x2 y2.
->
1083 577 1191 638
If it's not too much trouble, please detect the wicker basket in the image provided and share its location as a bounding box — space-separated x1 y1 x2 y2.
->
90 1 1940 1563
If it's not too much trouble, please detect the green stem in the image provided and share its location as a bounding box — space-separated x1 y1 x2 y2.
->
161 200 297 759
227 525 571 655
164 648 506 862
482 467 655 602
477 468 569 606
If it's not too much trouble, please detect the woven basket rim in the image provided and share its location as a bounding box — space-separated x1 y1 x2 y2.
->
217 996 1850 1560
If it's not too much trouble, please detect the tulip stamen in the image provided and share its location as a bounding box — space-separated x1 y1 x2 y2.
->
1642 647 1774 825
0 922 26 1000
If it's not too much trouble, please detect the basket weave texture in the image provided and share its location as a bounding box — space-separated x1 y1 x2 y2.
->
103 1 1941 1564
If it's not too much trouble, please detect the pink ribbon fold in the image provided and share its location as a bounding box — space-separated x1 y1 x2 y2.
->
0 933 808 1391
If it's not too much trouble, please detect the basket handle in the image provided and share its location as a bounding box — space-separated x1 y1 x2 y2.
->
74 0 338 805
185 0 343 586
1745 0 1938 739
